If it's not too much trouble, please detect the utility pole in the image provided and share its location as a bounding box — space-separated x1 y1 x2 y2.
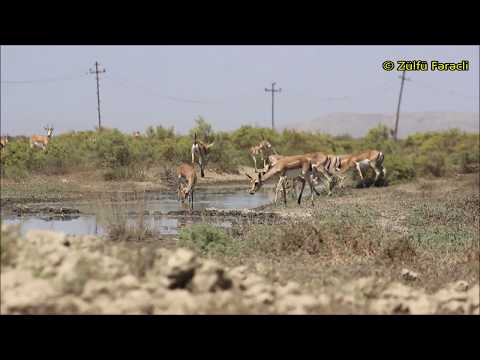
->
393 70 410 141
89 61 106 131
265 82 281 130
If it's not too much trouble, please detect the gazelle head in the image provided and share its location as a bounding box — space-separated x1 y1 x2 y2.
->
178 185 189 202
246 172 263 195
44 125 54 137
205 141 214 153
260 140 272 149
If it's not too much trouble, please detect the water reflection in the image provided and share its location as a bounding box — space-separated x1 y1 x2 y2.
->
2 188 272 237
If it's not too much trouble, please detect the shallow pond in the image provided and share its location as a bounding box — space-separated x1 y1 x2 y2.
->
2 187 280 236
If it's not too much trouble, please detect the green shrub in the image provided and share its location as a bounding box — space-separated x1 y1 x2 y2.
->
385 153 416 182
178 224 232 255
0 119 478 183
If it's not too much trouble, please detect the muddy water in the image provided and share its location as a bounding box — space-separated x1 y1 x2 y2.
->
2 187 274 236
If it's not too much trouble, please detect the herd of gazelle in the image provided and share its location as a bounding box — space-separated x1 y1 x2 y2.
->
245 140 386 206
2 129 386 210
180 135 386 210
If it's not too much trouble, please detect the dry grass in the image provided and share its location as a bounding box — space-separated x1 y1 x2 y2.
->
191 174 480 294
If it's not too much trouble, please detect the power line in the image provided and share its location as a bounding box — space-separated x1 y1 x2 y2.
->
104 73 220 104
409 78 477 100
394 70 411 141
1 73 89 84
265 82 281 130
89 61 106 131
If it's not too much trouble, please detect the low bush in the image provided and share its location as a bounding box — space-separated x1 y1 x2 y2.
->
1 119 478 184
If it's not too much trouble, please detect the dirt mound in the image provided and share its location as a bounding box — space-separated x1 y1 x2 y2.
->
1 225 478 315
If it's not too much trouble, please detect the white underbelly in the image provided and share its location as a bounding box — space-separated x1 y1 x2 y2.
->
358 159 370 168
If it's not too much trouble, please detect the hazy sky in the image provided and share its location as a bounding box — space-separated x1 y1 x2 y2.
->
1 45 478 136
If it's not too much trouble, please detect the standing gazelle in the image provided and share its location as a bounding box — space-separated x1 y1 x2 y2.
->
0 136 8 152
246 154 323 206
30 126 54 151
250 140 277 173
191 133 214 178
266 152 334 201
177 163 197 211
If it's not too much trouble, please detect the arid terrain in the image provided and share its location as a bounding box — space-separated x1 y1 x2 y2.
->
1 171 479 315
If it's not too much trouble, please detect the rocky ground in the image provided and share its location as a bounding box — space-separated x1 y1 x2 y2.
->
1 224 478 315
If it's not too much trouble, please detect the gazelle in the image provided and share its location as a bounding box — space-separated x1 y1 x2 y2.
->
176 163 197 211
191 133 214 178
266 154 307 201
331 150 386 188
0 136 8 152
30 126 54 151
246 154 322 206
266 152 336 200
250 140 277 173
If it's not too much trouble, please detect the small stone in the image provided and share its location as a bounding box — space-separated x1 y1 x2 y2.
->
228 266 248 283
192 260 232 293
382 282 419 300
155 290 198 314
401 269 419 282
240 274 264 290
435 288 468 304
2 276 57 314
82 280 112 301
164 249 199 289
116 275 141 291
276 281 302 297
453 280 469 292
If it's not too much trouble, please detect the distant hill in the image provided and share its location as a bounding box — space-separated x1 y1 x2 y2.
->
285 112 479 138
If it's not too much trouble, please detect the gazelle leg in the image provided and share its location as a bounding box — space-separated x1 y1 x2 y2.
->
355 161 366 187
291 178 298 199
297 177 306 205
371 163 381 183
305 171 318 205
311 166 329 196
274 179 280 205
282 177 287 206
274 176 285 206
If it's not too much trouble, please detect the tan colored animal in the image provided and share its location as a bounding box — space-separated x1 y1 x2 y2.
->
322 154 349 189
191 133 214 178
332 150 386 187
267 154 300 199
0 136 8 152
133 131 141 138
250 140 277 173
30 126 54 151
267 152 336 198
246 154 321 206
176 163 197 210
